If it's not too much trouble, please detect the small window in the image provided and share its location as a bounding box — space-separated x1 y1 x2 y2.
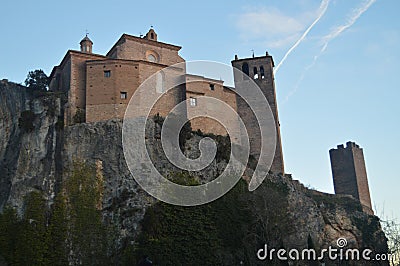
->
150 32 154 39
242 62 249 79
189 97 197 107
253 67 258 79
120 92 127 99
260 66 265 79
209 84 215 91
104 70 111 77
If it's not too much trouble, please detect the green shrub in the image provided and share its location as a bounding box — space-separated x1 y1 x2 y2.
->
18 110 36 132
73 108 85 124
130 178 252 265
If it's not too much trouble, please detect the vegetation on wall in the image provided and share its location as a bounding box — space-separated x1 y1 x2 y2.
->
152 113 192 151
306 191 363 213
120 175 293 266
73 108 85 124
18 110 36 133
0 161 114 265
125 179 251 265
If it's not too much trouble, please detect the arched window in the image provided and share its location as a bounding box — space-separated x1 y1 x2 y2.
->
260 66 265 79
150 32 154 39
146 50 159 63
253 67 258 79
242 62 249 79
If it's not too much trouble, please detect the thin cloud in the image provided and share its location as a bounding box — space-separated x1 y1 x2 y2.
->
269 34 301 49
238 9 303 35
283 0 377 104
236 8 310 48
274 0 330 74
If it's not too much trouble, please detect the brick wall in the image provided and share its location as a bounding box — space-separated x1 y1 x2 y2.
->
110 35 185 66
185 76 238 137
86 59 140 122
85 60 185 122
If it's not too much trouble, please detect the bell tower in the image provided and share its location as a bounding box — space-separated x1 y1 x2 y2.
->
231 52 284 174
144 27 157 41
80 34 93 53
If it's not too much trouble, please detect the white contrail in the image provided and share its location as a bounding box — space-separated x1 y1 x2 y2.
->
274 0 330 74
282 0 377 104
320 0 376 54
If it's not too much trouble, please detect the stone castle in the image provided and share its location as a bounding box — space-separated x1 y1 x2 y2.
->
48 28 373 210
49 28 285 174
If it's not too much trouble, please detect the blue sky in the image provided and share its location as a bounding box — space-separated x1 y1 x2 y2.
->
1 0 399 219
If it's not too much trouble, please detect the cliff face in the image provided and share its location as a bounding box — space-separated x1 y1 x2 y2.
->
0 81 389 265
0 81 60 211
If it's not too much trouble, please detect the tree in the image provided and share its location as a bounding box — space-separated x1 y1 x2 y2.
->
0 207 19 263
48 194 69 265
0 161 114 265
24 69 49 91
14 191 50 265
381 217 400 266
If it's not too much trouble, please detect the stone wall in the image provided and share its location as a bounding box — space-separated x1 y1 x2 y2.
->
352 144 373 212
232 55 284 174
329 142 373 213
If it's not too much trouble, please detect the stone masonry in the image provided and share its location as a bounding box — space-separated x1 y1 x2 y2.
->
231 54 285 174
329 141 373 214
49 29 285 174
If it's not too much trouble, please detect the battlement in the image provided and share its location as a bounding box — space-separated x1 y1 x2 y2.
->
333 141 360 150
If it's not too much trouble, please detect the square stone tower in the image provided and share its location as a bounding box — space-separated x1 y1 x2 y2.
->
231 52 284 174
329 141 373 213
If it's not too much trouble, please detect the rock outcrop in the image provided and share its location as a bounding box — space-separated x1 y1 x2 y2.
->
0 81 389 265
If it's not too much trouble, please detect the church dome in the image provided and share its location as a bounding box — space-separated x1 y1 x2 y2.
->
80 35 93 44
80 34 93 53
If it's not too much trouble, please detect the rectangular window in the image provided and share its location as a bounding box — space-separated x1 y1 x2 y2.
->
104 70 111 77
209 84 215 91
120 92 127 99
189 97 197 107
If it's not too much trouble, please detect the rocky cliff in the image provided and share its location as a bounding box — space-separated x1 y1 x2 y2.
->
0 80 389 265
